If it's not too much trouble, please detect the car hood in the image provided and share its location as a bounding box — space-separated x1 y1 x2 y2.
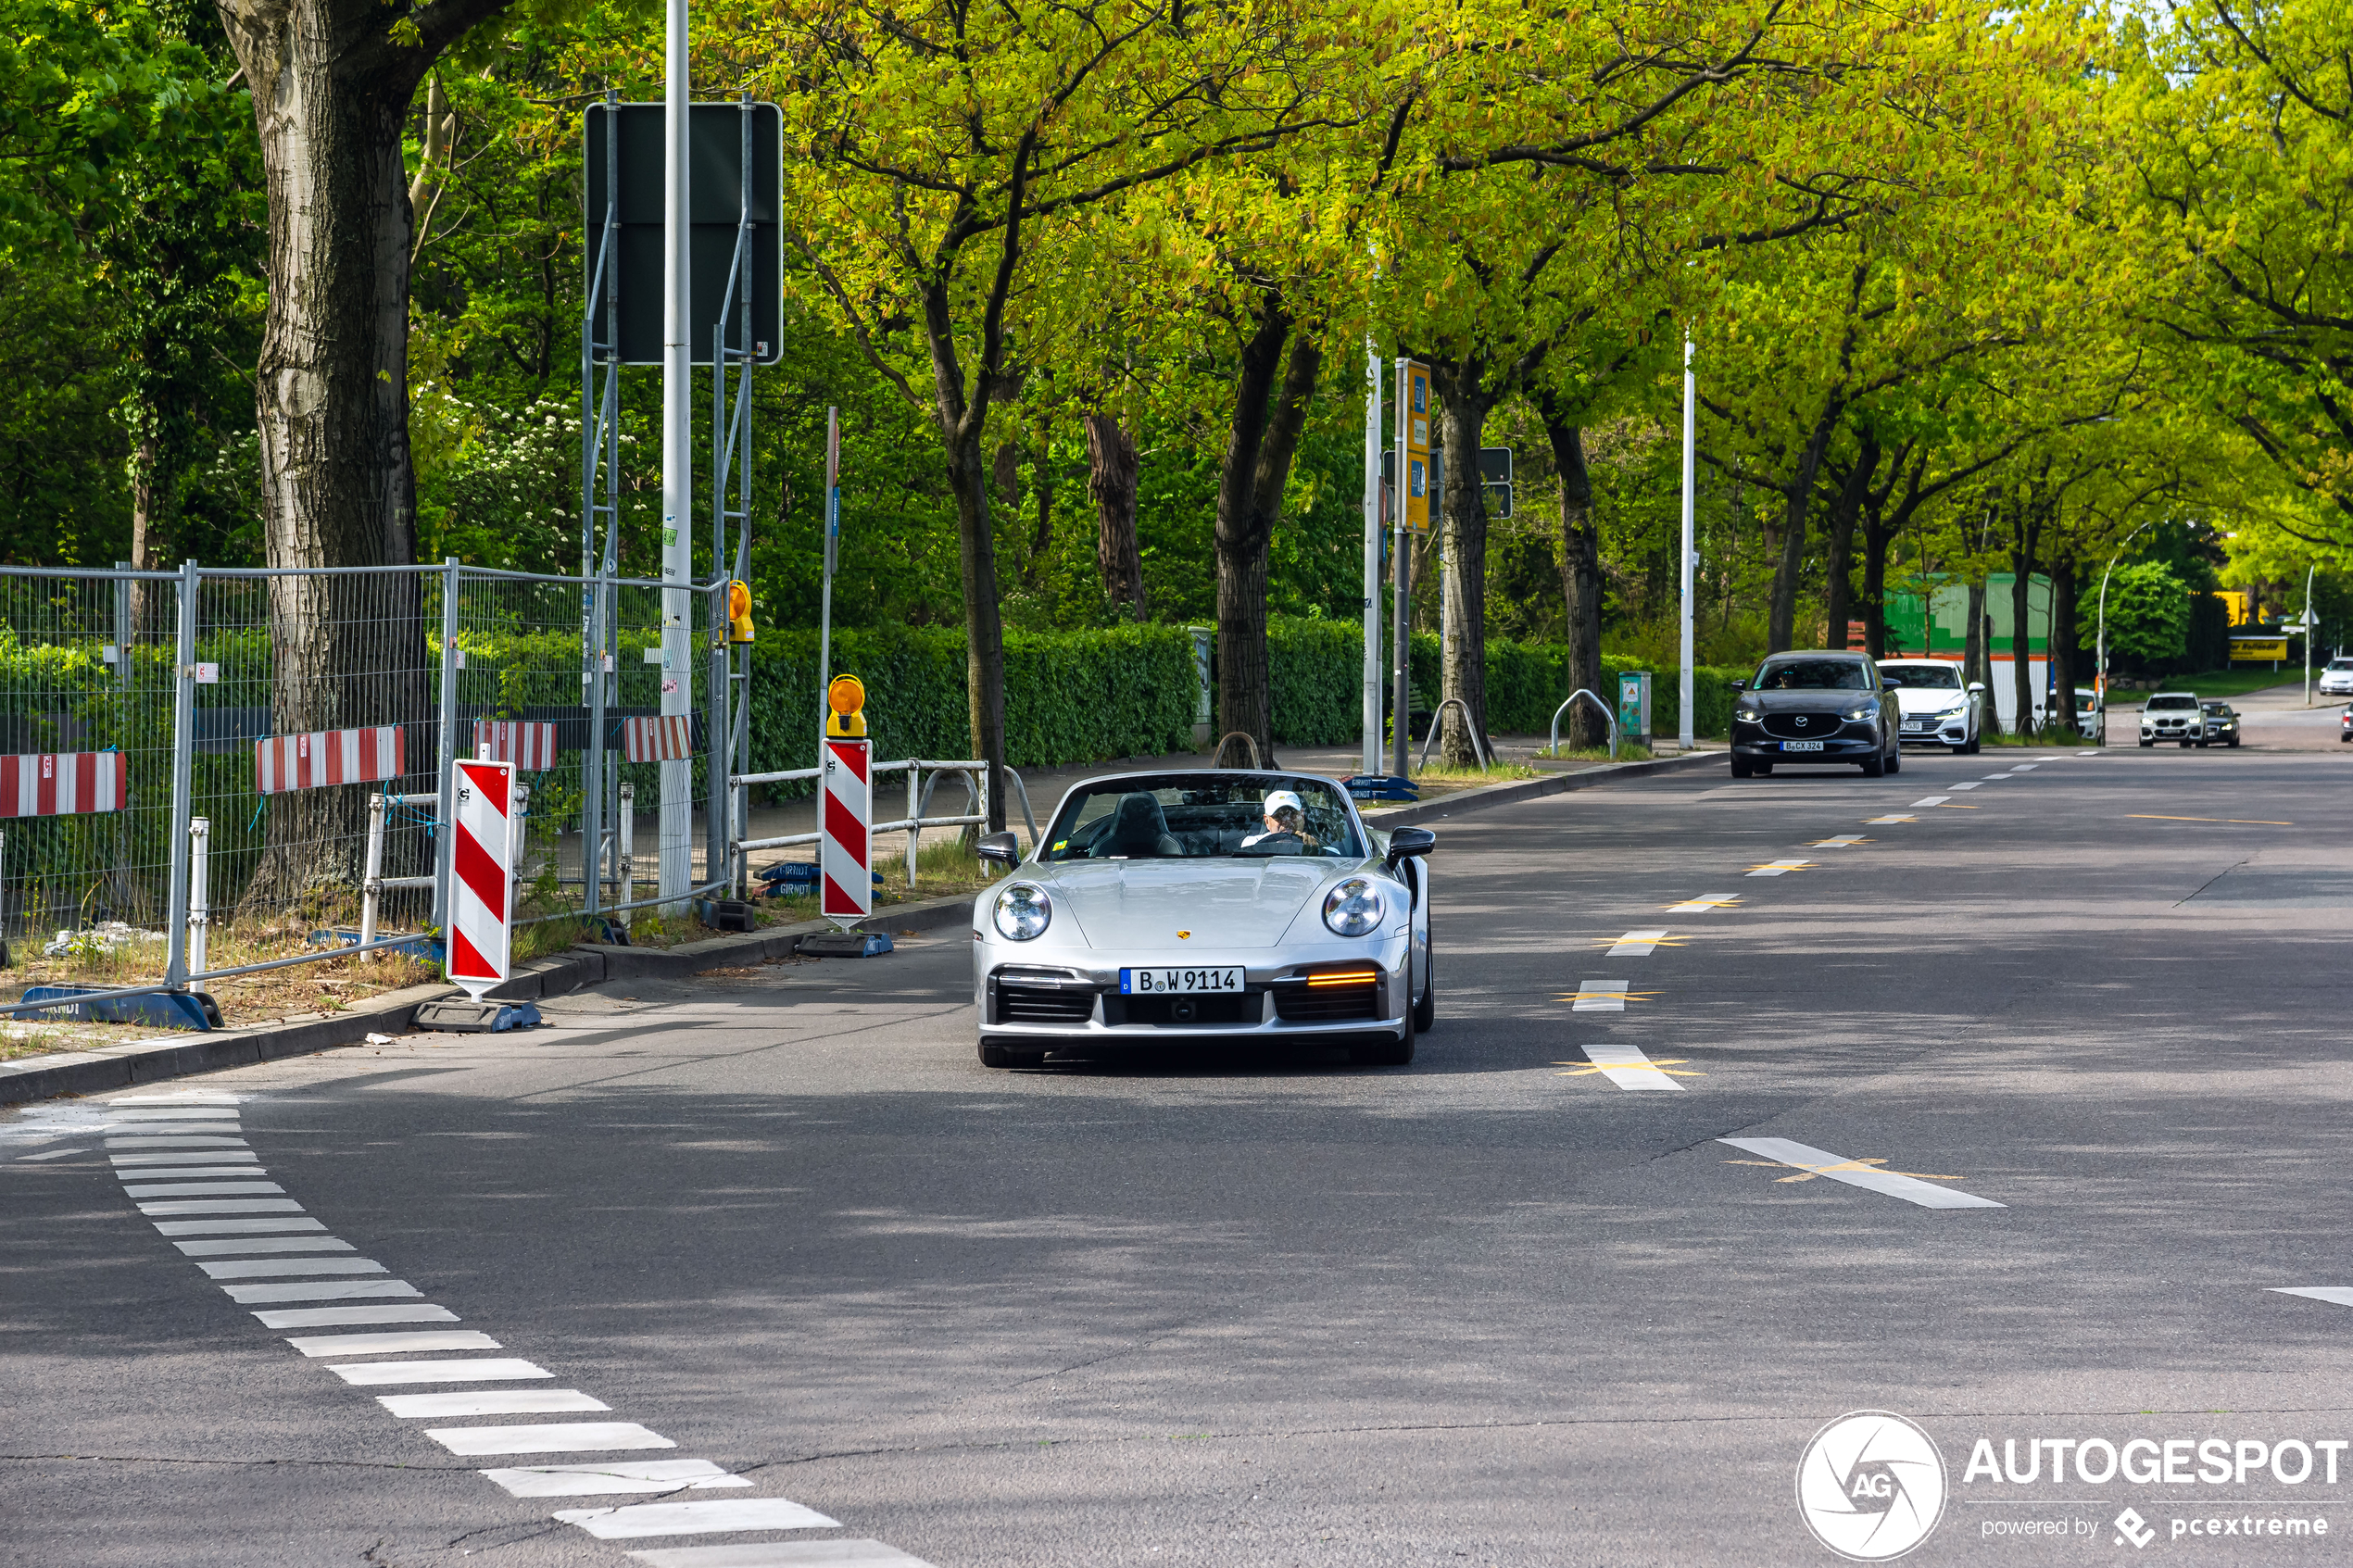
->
1887 687 1967 714
1028 857 1345 947
1743 689 1879 711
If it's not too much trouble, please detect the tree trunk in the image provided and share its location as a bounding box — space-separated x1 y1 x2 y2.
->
1026 444 1053 590
1214 293 1319 768
128 418 165 642
1429 364 1495 766
949 431 1010 824
1821 434 1878 654
215 0 466 910
1964 581 1987 709
1085 414 1144 617
2010 508 2043 735
1541 408 1603 747
1860 510 1892 658
2050 554 2079 734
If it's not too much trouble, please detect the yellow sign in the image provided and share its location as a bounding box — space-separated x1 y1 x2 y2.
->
2230 636 2289 662
1395 359 1433 534
825 673 867 736
2217 590 2250 626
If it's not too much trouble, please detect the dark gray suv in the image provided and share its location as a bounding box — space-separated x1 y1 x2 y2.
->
1728 652 1903 779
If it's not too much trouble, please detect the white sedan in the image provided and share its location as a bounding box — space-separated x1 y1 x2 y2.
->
970 771 1436 1070
1879 659 1983 753
2320 658 2353 696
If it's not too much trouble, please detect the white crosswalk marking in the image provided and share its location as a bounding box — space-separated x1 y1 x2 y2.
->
555 1498 842 1538
222 1279 422 1304
428 1424 676 1455
107 1137 250 1150
482 1460 752 1499
177 1237 355 1257
255 1304 460 1328
103 1108 240 1121
139 1198 303 1216
112 1149 258 1166
121 1181 285 1198
117 1166 270 1181
331 1358 552 1386
155 1217 324 1236
1572 980 1629 1013
624 1538 937 1566
198 1258 387 1280
1605 929 1667 956
288 1330 498 1357
382 1389 609 1418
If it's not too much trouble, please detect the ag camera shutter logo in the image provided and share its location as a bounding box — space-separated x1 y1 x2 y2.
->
1796 1411 1947 1561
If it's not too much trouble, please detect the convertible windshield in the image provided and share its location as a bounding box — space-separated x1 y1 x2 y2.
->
1877 664 1961 690
1753 658 1873 691
1038 773 1364 860
2146 694 2198 710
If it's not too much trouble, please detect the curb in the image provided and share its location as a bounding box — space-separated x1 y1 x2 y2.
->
0 891 978 1108
1364 747 1724 827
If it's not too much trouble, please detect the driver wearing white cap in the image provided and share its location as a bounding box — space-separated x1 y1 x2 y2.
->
1240 788 1315 848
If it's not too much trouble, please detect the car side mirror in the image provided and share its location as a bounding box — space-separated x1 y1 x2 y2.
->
975 831 1021 868
1384 826 1436 867
1967 682 1985 695
1728 678 1746 691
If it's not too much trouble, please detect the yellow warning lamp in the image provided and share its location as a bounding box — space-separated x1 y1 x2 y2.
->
825 673 867 737
726 580 755 644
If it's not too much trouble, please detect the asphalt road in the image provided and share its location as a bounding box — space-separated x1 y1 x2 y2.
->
7 742 2353 1567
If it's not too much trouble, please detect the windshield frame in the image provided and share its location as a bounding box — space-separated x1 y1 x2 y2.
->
1035 771 1369 863
2145 694 2199 709
1750 656 1878 692
1875 662 1963 691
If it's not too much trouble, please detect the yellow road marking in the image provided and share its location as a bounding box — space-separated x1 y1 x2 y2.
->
1554 990 1659 1005
1725 1156 1961 1185
1590 934 1690 949
2126 813 2293 826
1934 803 1980 809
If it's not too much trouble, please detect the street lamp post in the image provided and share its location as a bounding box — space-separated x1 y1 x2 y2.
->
2095 519 2156 745
2304 561 2318 707
1679 334 1695 753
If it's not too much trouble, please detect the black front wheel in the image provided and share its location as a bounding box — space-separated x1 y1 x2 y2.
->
1861 747 1887 778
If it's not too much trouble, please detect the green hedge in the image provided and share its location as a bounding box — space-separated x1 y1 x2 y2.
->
743 622 1198 797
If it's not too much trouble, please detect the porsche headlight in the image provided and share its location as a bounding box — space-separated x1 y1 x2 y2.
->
1322 877 1382 937
992 882 1051 941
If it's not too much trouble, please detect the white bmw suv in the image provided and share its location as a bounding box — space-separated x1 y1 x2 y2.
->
2140 692 2208 747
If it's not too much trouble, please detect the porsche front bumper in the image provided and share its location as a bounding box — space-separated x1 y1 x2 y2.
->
975 940 1412 1045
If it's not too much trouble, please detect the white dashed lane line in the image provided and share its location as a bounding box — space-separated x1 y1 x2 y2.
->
1563 1044 1690 1093
1571 980 1630 1013
1718 1137 2005 1210
1949 782 1982 791
2271 1287 2353 1308
71 1087 925 1561
1910 797 1951 809
1746 859 1810 877
1667 893 1742 912
1605 928 1669 956
1865 813 1916 824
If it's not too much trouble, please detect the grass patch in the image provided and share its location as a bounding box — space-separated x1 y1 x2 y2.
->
2110 670 2311 701
1410 759 1543 785
1983 726 2096 747
1534 741 1655 764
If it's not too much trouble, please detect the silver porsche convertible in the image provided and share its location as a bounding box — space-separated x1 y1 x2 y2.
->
969 770 1436 1069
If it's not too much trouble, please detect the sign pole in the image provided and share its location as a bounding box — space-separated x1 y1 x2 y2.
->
1390 359 1412 778
1361 342 1383 777
656 0 693 909
1679 334 1696 753
818 407 840 741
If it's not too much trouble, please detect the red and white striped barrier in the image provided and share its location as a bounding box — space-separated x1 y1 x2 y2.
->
446 759 514 1000
472 720 558 771
621 715 694 762
821 737 870 922
0 751 127 818
254 726 405 795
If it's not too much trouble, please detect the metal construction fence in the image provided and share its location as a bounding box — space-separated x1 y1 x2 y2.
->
0 558 749 1017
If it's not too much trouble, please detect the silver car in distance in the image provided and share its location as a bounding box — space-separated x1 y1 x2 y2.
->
969 771 1436 1070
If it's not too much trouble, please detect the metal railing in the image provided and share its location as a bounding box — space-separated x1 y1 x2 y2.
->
0 558 736 1019
1416 698 1495 770
727 759 1038 892
1547 690 1618 761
